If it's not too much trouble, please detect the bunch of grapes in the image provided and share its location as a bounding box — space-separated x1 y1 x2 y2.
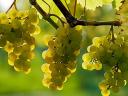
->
41 24 82 90
82 30 128 96
0 8 40 74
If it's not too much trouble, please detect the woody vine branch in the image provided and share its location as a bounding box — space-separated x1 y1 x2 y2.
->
9 0 122 29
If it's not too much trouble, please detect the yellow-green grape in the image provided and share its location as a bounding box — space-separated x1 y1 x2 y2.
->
28 8 39 24
82 53 94 63
42 24 82 90
83 31 128 96
11 19 22 29
0 8 40 74
99 81 110 96
82 52 102 70
0 36 6 48
101 90 110 96
94 62 102 70
7 8 18 19
87 45 98 52
8 52 17 66
13 46 23 55
82 62 95 71
0 13 9 24
14 58 31 74
4 42 14 53
92 37 103 47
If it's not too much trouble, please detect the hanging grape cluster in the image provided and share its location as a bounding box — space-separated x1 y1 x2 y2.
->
41 24 82 90
0 8 40 74
82 28 128 96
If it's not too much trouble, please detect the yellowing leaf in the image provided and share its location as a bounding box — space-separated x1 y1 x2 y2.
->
115 0 123 10
102 0 113 4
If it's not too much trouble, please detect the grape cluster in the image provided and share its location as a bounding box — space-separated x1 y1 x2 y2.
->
0 8 40 74
82 31 128 96
41 24 82 90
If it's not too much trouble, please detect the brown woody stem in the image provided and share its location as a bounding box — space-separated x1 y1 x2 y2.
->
29 0 58 29
53 0 121 27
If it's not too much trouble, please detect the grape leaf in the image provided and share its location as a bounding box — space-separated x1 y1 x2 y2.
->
16 0 31 10
118 0 128 14
77 0 122 10
37 0 70 20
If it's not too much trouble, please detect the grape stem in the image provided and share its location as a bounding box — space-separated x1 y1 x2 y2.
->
6 0 17 13
29 0 121 29
73 0 77 17
29 0 58 29
49 14 65 26
53 0 122 27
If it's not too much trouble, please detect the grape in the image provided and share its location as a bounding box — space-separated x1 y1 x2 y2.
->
11 19 22 29
101 90 110 96
13 46 23 55
14 58 31 74
0 13 9 24
104 72 112 80
28 8 39 24
83 30 128 96
0 36 6 48
82 52 94 63
4 42 14 53
41 24 82 90
87 45 98 52
41 64 51 74
82 62 95 70
94 62 102 70
8 52 17 66
7 8 18 19
0 8 40 73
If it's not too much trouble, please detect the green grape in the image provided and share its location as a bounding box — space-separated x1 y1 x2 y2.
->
117 79 126 87
83 31 128 96
0 8 40 74
94 62 102 70
82 52 94 63
92 37 103 47
41 64 51 74
8 52 17 66
0 13 9 24
41 24 82 90
28 8 39 24
82 62 95 71
101 90 110 96
104 72 113 80
87 45 98 52
0 36 6 48
14 58 31 74
25 35 35 45
11 19 22 29
7 8 18 19
4 42 14 53
111 86 120 93
99 80 109 92
13 46 23 55
0 24 11 35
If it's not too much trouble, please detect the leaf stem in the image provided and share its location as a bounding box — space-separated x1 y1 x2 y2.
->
73 0 77 17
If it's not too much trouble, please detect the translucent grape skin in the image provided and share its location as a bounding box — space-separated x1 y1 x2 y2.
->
82 31 128 96
41 24 82 90
0 8 40 74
